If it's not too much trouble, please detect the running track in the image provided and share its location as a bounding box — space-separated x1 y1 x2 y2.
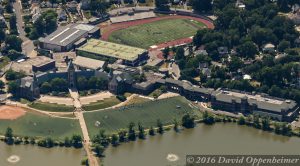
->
100 15 214 48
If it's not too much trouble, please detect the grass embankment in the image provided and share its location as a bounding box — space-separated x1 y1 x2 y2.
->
84 96 200 136
0 112 81 139
28 102 74 112
82 97 121 111
108 18 206 48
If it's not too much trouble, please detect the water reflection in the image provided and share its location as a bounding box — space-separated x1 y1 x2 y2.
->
104 123 300 166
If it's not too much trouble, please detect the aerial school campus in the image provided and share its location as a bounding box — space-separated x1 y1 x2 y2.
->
0 0 300 165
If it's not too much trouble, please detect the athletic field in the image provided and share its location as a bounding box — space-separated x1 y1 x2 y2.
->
0 112 81 139
83 96 201 136
108 18 206 49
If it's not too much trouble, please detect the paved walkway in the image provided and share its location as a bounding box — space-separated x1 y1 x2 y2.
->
157 92 180 99
39 95 74 106
69 88 99 166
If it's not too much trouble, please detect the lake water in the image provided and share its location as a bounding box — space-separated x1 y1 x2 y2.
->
103 123 300 166
0 143 84 166
1 123 300 166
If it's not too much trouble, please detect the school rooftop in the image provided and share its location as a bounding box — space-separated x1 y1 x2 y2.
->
76 39 147 61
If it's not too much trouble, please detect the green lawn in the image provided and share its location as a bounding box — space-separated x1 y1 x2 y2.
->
28 102 74 112
84 96 201 136
0 112 81 139
108 18 206 49
82 97 121 111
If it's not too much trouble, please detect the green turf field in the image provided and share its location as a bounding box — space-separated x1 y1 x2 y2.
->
83 96 201 136
0 112 81 139
108 18 206 49
28 102 74 112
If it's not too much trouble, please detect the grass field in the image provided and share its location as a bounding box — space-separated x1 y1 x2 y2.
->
0 112 81 139
83 96 201 136
108 18 206 48
28 102 74 112
82 97 121 111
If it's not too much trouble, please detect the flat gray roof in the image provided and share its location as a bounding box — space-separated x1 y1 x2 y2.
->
39 24 99 47
212 89 297 113
73 56 106 70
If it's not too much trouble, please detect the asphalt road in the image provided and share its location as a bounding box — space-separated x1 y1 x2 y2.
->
13 0 36 57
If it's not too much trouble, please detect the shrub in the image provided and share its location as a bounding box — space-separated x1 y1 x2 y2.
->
117 95 126 102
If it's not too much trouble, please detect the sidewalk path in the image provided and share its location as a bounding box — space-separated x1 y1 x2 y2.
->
69 88 99 166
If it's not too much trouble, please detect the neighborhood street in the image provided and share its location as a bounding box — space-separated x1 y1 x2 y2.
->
13 0 36 58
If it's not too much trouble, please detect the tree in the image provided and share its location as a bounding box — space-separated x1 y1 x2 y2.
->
8 81 18 94
7 50 23 60
155 0 170 11
236 41 258 59
9 14 18 35
5 3 13 13
173 119 179 132
5 35 23 52
162 47 170 60
40 82 52 94
138 122 145 139
191 0 212 13
203 111 215 125
31 10 58 39
182 114 195 128
193 29 210 47
92 130 109 147
274 122 281 134
277 0 290 11
5 127 14 145
175 47 185 61
45 137 54 148
157 119 164 134
6 70 25 80
22 136 29 144
111 134 119 146
238 116 246 125
30 137 35 144
281 123 292 136
90 0 110 16
50 78 68 92
128 122 136 141
0 80 5 90
94 144 105 157
277 40 290 52
228 56 243 72
49 0 57 7
88 76 98 89
261 117 271 131
149 126 155 136
0 29 6 44
253 115 261 129
64 137 71 147
71 134 83 148
77 76 88 90
118 130 127 142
